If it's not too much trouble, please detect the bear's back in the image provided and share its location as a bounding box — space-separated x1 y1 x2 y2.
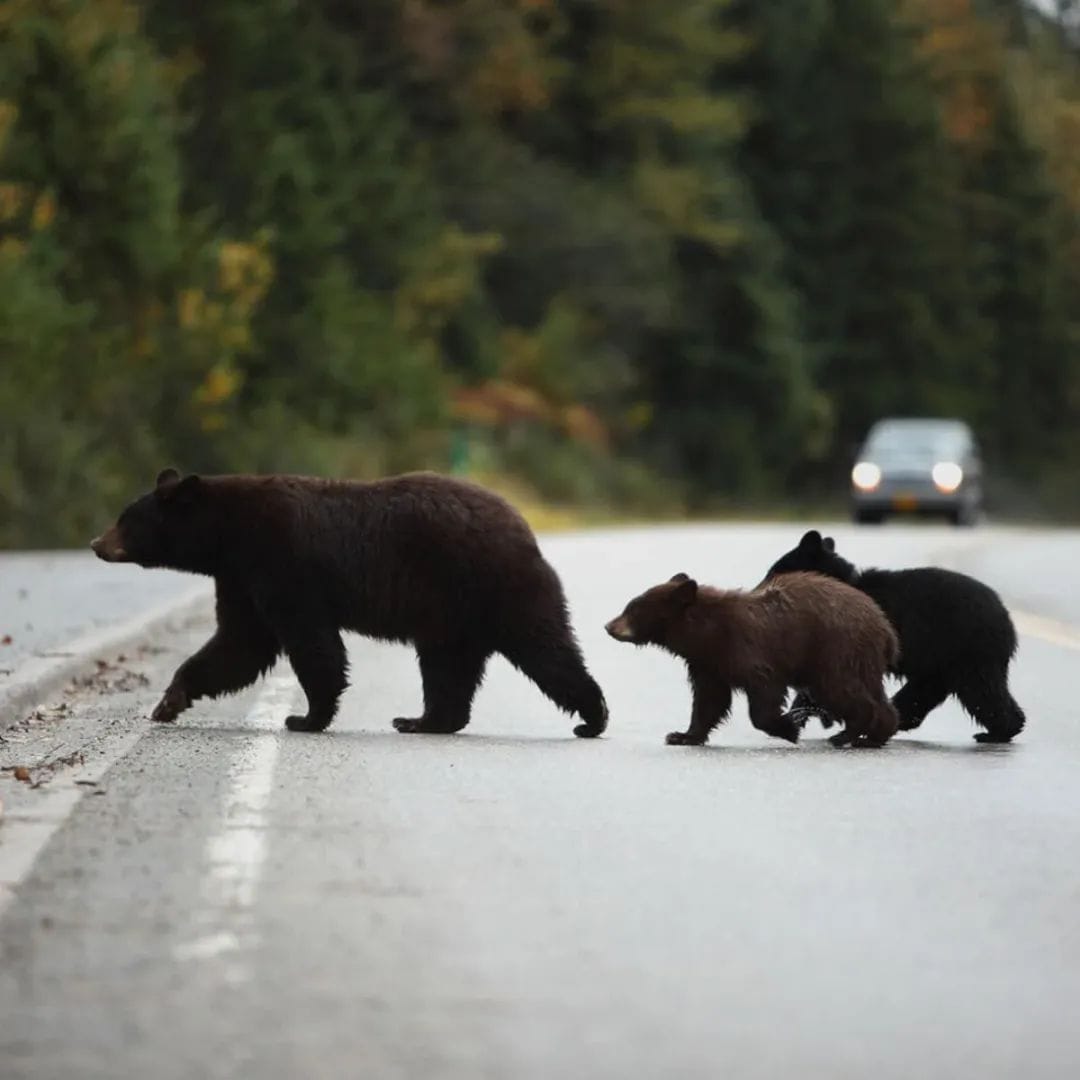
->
208 471 548 643
741 572 898 676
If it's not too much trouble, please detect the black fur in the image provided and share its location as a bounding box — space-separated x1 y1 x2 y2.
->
764 530 1025 743
91 469 608 737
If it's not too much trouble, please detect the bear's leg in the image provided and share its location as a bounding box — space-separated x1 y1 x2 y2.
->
867 695 900 746
279 627 349 733
824 692 898 748
956 671 1026 743
746 685 801 745
499 626 608 739
891 676 950 731
392 644 489 735
666 667 732 745
151 580 280 724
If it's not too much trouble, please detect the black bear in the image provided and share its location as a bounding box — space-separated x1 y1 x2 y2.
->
764 530 1025 743
605 572 898 748
91 469 608 737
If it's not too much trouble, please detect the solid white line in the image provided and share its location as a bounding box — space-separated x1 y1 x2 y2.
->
171 667 299 977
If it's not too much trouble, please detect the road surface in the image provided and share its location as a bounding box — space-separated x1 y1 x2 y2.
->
0 551 205 678
1 522 1079 1079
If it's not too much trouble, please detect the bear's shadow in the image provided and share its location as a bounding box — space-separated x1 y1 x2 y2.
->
153 723 1020 755
152 723 586 748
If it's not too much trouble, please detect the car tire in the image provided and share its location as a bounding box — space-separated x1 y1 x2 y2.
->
854 509 884 525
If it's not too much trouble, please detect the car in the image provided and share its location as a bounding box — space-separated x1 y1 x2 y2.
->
849 417 983 526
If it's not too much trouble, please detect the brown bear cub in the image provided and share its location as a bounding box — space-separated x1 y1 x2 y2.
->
605 572 899 748
92 469 608 738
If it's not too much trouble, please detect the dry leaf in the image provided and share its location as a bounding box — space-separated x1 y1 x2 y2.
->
13 765 31 782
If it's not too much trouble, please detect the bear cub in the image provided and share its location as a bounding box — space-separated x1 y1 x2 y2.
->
605 571 899 748
92 468 608 738
764 530 1025 743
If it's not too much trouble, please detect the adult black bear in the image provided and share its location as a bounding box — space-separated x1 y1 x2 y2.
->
91 469 608 738
605 571 898 748
764 530 1025 743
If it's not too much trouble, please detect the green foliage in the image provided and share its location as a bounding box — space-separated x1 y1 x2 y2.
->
2 0 1080 545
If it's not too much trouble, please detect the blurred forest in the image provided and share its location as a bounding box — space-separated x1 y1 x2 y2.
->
2 0 1080 545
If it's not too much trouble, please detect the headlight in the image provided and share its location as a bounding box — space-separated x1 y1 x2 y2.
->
851 462 881 491
932 461 963 493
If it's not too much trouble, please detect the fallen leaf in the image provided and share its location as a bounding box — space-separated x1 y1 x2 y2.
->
13 765 31 782
1 635 11 646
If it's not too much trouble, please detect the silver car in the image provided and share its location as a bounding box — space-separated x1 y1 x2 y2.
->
850 418 983 526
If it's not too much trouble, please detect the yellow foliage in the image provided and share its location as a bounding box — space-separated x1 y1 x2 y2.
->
623 401 653 433
0 182 24 221
194 364 242 408
500 326 543 384
217 239 273 299
634 161 740 250
199 413 228 433
106 55 134 97
31 193 56 231
65 0 139 62
395 225 503 336
0 100 18 152
131 331 154 360
177 288 204 329
161 47 202 94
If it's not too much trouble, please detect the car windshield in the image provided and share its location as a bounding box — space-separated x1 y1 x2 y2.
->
864 421 968 459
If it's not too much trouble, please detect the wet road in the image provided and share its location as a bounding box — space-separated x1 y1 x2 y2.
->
1 522 1079 1079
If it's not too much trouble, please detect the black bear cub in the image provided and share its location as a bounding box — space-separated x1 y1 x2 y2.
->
92 469 608 738
605 572 899 748
764 530 1025 743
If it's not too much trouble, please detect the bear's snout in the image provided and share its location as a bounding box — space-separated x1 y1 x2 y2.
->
91 526 129 563
605 615 634 642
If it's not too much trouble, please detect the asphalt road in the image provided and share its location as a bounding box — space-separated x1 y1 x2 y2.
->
1 522 1079 1079
0 552 205 679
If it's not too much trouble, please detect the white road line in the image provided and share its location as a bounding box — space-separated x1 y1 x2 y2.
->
1014 611 1080 652
0 723 150 922
171 667 299 977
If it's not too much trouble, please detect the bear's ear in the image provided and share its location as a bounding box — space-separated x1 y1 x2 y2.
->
669 572 691 584
157 473 201 505
823 536 836 553
156 467 181 489
672 577 698 605
798 529 823 551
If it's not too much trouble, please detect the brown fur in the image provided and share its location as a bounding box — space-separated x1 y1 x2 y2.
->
92 469 608 737
605 571 899 748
